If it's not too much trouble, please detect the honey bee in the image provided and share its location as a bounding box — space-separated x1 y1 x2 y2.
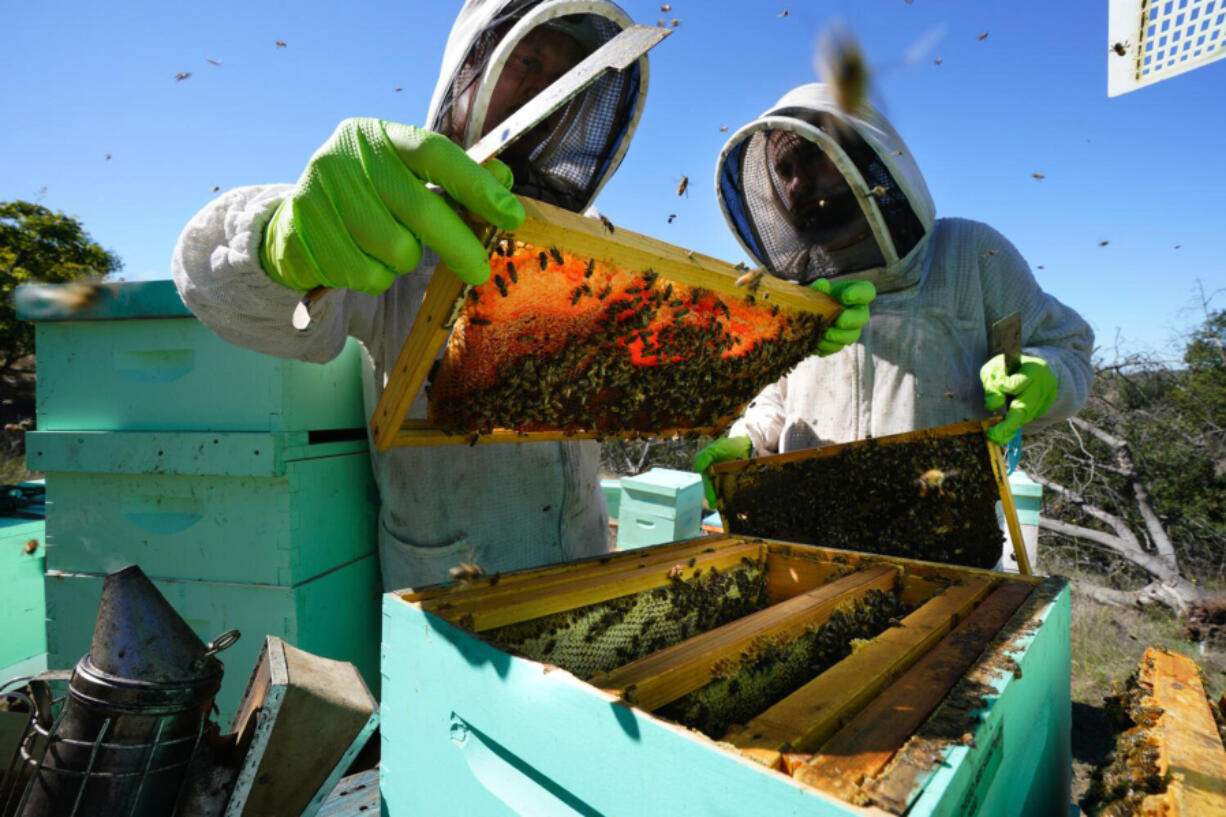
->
210 185 220 192
205 57 221 66
982 249 997 257
917 468 958 497
549 246 564 265
1032 172 1045 180
1099 240 1109 247
1037 265 1045 269
23 539 38 555
892 149 903 156
538 250 548 270
1111 40 1129 57
395 86 403 92
933 57 943 66
275 40 287 48
105 153 112 160
41 281 106 312
676 175 689 197
599 214 615 233
469 317 491 326
817 24 869 116
977 32 988 41
449 561 487 583
1174 244 1181 250
667 213 677 224
667 564 685 579
174 71 191 82
671 18 680 27
660 3 671 10
780 9 790 17
507 260 517 283
869 184 888 198
584 258 596 278
735 268 764 290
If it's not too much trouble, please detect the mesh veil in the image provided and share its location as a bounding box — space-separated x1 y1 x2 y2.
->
430 3 641 212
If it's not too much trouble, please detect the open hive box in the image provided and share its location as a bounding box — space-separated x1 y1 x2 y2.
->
710 419 1032 573
371 197 842 449
381 536 1070 816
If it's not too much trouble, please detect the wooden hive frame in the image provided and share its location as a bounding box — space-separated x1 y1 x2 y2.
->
370 196 842 450
709 418 1033 575
399 535 1061 813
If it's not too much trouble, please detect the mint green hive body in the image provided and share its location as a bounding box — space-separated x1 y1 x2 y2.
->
379 556 1071 817
0 513 47 677
18 280 382 719
616 468 703 550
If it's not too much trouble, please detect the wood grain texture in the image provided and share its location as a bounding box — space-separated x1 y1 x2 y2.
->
724 576 996 755
794 581 1033 800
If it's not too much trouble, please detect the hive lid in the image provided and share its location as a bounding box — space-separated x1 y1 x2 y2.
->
370 196 843 450
710 418 1031 573
621 468 703 500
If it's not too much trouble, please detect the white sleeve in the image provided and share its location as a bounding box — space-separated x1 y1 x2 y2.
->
727 376 788 455
171 184 377 364
975 224 1095 428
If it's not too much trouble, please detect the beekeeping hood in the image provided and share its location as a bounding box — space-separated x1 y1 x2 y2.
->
427 0 648 213
716 84 935 293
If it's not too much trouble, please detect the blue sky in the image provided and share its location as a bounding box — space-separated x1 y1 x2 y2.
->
2 0 1223 359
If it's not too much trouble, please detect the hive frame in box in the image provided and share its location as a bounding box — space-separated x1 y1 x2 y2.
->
709 418 1033 575
382 535 1069 816
370 196 843 450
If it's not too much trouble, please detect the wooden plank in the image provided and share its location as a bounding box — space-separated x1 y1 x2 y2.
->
793 581 1033 800
589 564 900 711
1138 647 1226 816
987 436 1033 575
512 198 843 319
899 575 948 608
434 542 764 632
710 419 997 482
369 265 466 451
723 576 996 755
420 537 742 610
400 535 744 604
389 419 731 447
763 542 1044 587
764 552 854 604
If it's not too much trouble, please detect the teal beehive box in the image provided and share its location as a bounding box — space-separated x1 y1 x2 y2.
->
381 537 1070 817
16 281 366 432
26 430 377 586
600 477 621 521
0 488 47 677
44 552 381 724
617 467 703 549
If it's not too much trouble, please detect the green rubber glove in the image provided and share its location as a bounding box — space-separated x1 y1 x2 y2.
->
980 353 1059 445
810 278 876 356
260 118 525 294
695 435 753 506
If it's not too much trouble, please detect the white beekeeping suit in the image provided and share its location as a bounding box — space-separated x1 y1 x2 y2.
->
172 0 649 590
716 84 1094 454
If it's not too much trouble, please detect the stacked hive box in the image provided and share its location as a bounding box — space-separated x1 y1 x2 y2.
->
616 468 704 550
18 281 380 721
0 482 47 680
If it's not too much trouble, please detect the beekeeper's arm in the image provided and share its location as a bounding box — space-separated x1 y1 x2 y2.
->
976 225 1095 444
172 118 522 361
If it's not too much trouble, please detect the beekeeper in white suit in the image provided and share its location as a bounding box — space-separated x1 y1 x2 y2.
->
172 0 650 590
695 84 1094 503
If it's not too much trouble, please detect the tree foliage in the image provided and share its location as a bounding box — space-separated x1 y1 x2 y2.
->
1023 298 1226 611
0 201 122 370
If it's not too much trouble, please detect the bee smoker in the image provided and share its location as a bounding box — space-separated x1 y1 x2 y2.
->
0 566 238 817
